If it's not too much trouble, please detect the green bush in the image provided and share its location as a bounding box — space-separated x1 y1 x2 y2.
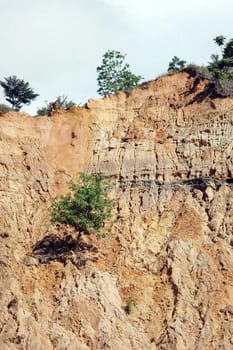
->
0 104 12 114
36 96 76 116
124 298 133 315
51 173 113 237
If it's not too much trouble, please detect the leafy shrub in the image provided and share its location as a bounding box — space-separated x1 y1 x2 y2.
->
0 104 12 115
36 96 76 116
51 173 113 237
36 106 49 117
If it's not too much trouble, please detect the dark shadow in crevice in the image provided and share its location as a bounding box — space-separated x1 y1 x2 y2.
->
31 233 98 267
182 75 216 106
33 233 77 257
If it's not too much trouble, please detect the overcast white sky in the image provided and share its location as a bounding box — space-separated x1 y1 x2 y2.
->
0 0 232 114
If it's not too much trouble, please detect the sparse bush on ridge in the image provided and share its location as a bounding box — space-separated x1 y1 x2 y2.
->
166 36 233 97
0 104 12 115
36 95 76 116
2 36 233 116
183 64 211 79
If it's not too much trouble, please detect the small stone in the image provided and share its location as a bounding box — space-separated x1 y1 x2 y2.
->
23 256 39 266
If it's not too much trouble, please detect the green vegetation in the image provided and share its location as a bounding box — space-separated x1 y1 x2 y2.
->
0 104 12 114
36 95 76 116
97 50 143 96
214 35 226 47
168 56 186 73
184 63 210 75
2 36 233 116
167 35 233 97
0 75 39 111
208 36 233 81
51 173 113 237
124 298 133 315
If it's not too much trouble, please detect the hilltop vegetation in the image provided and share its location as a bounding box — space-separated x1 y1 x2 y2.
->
1 36 233 114
168 36 233 97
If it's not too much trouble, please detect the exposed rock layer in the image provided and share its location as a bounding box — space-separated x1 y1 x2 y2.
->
0 72 233 349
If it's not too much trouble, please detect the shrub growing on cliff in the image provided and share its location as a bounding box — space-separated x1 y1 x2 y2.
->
124 298 133 315
50 173 113 237
97 50 143 96
0 104 12 115
0 75 39 111
36 95 76 116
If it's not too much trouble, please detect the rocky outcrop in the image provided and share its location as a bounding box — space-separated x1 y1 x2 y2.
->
0 71 233 349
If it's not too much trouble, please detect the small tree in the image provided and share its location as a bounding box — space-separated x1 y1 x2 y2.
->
51 173 113 237
168 56 187 73
0 75 39 111
97 50 143 96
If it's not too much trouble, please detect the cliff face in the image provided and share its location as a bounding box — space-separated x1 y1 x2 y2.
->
0 72 233 350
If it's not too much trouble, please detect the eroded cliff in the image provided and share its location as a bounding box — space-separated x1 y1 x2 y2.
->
0 71 233 349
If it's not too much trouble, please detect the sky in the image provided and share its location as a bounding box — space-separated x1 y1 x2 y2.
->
0 0 233 114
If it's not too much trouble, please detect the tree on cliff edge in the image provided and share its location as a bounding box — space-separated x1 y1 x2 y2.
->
168 56 186 73
97 50 143 96
0 75 39 111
